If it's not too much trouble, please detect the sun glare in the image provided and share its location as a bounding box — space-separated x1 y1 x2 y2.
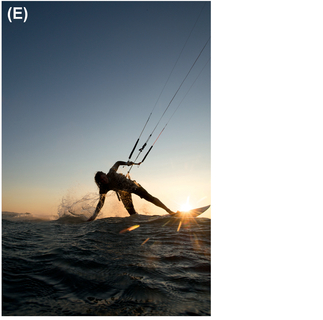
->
180 197 192 212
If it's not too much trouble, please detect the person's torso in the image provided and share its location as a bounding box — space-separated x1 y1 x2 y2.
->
100 170 139 194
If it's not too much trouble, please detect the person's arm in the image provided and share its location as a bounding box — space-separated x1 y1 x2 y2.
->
87 194 106 221
110 161 141 172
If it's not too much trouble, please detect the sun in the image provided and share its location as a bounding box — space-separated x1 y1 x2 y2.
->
180 197 193 212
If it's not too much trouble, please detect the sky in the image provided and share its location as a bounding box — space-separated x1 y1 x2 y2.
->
2 1 211 218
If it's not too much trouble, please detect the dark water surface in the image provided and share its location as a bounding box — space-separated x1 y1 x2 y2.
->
2 214 210 316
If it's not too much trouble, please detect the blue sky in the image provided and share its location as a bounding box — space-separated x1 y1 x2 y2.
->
2 1 211 218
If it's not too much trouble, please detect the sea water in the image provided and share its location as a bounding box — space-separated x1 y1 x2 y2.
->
2 211 211 316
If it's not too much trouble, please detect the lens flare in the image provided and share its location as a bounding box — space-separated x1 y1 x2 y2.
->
177 220 183 232
141 238 150 246
119 224 140 234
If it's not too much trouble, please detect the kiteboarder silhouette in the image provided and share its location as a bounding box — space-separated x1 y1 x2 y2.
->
87 161 175 221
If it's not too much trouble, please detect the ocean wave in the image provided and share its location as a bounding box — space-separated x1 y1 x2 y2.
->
2 212 210 316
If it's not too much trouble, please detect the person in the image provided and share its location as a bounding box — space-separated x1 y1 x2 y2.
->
87 160 176 221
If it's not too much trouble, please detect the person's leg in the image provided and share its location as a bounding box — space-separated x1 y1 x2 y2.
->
117 190 137 215
134 187 175 214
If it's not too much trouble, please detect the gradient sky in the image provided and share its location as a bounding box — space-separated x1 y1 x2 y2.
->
2 1 211 218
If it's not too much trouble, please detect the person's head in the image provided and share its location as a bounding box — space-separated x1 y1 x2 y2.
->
94 171 109 188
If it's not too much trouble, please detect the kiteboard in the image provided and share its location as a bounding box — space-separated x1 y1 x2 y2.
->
87 205 210 222
172 205 210 218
